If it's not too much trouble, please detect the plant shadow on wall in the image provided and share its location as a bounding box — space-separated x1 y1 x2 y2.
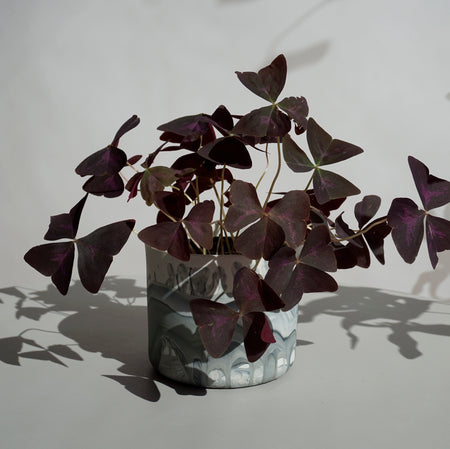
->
412 204 450 302
0 277 207 402
299 286 450 359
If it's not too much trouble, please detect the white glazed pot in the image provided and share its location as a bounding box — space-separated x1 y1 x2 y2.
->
146 246 298 388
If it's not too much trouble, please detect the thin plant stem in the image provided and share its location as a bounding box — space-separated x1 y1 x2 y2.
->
331 217 388 242
304 169 316 191
255 142 270 191
262 137 282 210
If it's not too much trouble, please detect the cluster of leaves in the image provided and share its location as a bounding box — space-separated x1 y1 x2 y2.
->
25 54 450 363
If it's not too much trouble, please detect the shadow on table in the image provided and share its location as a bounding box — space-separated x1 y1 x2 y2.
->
0 278 206 402
299 286 450 359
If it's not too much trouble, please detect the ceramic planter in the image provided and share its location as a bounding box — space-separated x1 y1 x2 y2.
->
145 246 298 388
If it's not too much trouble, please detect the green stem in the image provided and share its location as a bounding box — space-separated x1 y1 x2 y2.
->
255 142 270 191
262 137 282 210
304 169 316 191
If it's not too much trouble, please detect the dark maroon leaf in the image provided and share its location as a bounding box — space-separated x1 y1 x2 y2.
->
233 267 284 314
232 106 291 138
138 221 190 261
282 134 314 173
278 96 309 130
140 166 183 206
44 194 88 241
154 190 186 221
300 225 337 272
354 195 381 228
82 173 124 198
235 54 287 102
125 171 144 202
111 115 140 147
408 156 450 211
268 190 310 248
363 219 391 265
334 213 364 249
157 114 211 142
183 201 215 250
425 215 450 269
197 136 252 169
265 246 296 295
387 198 425 264
211 105 234 132
242 312 276 362
313 168 361 204
76 219 135 293
190 299 239 358
127 154 142 165
76 146 127 177
224 181 263 233
24 242 75 295
171 153 206 171
234 216 285 260
307 118 364 166
333 243 358 269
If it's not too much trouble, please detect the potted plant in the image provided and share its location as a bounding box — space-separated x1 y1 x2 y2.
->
24 55 450 388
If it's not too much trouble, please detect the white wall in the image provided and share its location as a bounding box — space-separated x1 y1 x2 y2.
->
1 0 449 298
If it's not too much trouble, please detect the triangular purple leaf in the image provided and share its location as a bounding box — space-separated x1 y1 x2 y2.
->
300 225 337 272
211 105 234 132
157 114 211 142
362 219 391 265
82 173 124 198
111 115 140 147
282 134 314 173
354 195 381 229
235 54 287 103
277 96 309 131
242 312 276 362
44 194 88 241
268 190 310 248
183 201 215 250
75 146 127 177
232 105 291 138
313 168 361 204
76 220 135 293
425 214 450 269
408 156 450 211
307 118 363 166
387 198 425 264
197 136 252 169
234 216 285 260
24 242 75 295
233 267 284 314
224 180 263 233
138 221 190 261
190 299 239 358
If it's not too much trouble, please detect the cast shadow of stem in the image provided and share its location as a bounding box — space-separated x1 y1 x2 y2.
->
299 286 450 359
0 278 206 402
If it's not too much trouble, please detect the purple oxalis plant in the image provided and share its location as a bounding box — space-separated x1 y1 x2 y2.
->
25 54 450 363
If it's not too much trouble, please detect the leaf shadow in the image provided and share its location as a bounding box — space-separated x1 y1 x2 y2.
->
412 204 450 302
266 0 337 70
299 286 450 359
0 277 207 402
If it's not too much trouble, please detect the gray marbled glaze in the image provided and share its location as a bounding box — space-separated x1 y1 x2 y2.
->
146 247 298 388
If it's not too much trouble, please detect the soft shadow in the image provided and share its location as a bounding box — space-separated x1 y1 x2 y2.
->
412 204 450 301
267 0 336 68
299 286 450 359
0 278 206 402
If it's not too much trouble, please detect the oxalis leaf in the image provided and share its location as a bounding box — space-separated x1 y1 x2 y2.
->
75 115 139 198
388 157 450 268
235 54 287 103
190 267 284 361
24 207 135 295
265 225 338 310
224 181 309 259
138 200 215 261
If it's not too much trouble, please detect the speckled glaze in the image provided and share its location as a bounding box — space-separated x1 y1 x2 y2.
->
146 247 298 388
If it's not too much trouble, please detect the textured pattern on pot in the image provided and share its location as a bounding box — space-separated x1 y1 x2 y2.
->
146 247 298 388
